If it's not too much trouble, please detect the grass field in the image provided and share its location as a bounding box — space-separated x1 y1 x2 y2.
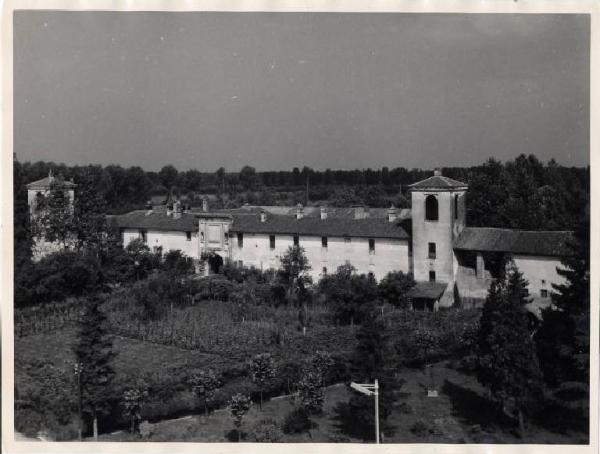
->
95 364 588 444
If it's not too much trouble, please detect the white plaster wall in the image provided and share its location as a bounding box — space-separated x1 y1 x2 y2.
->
122 229 199 258
230 233 410 281
411 190 466 283
512 254 566 299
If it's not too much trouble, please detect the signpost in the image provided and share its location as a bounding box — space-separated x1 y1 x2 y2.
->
350 380 380 444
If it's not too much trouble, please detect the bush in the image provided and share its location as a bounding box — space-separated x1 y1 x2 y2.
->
16 250 104 306
410 420 434 437
378 271 415 308
282 407 315 434
250 418 283 442
192 275 235 301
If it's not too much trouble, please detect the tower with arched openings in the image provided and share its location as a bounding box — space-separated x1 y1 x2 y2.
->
407 169 468 302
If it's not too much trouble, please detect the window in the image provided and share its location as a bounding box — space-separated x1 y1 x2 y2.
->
186 231 192 241
322 267 327 275
428 242 436 259
293 235 299 246
541 289 548 298
369 239 375 253
429 270 436 282
237 233 244 248
200 231 205 242
322 236 328 248
269 235 276 249
425 195 438 221
541 279 546 285
237 260 243 268
454 194 459 220
140 229 147 243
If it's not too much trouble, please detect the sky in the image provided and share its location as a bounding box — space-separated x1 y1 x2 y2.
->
14 12 590 172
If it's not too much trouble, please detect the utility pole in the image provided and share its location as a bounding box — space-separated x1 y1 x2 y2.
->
74 362 83 441
350 380 380 444
374 379 379 444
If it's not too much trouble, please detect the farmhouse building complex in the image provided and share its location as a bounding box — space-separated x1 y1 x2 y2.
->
28 170 572 310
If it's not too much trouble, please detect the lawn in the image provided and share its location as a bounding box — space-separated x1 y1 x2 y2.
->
97 363 589 444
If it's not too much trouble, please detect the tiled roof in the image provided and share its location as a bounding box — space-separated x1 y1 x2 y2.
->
27 177 76 189
229 213 410 239
406 282 448 300
453 227 573 257
108 210 197 232
230 205 412 220
407 175 468 190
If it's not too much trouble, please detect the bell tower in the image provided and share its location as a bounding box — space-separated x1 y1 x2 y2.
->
408 169 468 284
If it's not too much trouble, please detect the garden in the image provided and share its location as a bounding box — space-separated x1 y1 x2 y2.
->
13 235 590 444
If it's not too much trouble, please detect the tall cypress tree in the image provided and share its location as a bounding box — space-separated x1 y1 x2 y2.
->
73 295 116 439
535 202 589 415
345 308 401 440
74 168 108 252
477 264 543 438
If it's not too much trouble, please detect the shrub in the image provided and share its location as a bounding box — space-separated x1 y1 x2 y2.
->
297 369 324 414
192 275 235 301
378 271 415 308
250 418 283 442
228 393 252 442
410 420 433 437
282 407 314 434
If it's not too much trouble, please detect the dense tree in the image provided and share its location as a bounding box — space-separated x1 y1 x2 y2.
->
249 353 276 410
14 160 33 266
378 271 415 309
239 165 259 191
297 369 324 414
535 199 589 416
343 309 401 440
73 168 108 251
319 265 379 325
15 250 104 307
121 384 148 435
73 295 116 439
477 265 544 438
32 179 75 248
158 165 179 190
189 369 220 416
228 393 252 442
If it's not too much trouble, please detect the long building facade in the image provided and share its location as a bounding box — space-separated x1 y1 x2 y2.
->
29 170 571 310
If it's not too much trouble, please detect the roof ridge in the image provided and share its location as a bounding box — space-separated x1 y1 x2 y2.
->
465 226 573 234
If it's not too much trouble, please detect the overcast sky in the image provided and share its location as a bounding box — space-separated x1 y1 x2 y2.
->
14 12 589 172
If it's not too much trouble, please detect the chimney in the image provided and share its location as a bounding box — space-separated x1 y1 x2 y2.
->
320 206 327 220
260 210 267 223
434 168 442 176
202 198 209 212
173 200 182 219
145 201 153 216
387 204 397 222
353 206 366 220
296 204 304 220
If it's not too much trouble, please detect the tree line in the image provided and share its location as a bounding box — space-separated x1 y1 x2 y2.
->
15 154 588 226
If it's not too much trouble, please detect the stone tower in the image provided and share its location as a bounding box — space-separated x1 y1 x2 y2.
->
408 169 468 286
